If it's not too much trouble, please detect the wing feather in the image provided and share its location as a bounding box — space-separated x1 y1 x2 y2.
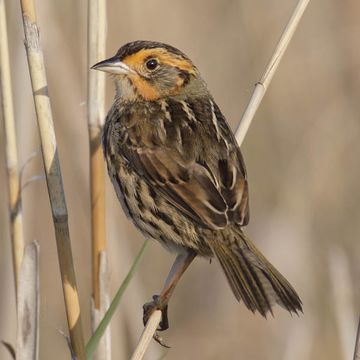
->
117 98 250 230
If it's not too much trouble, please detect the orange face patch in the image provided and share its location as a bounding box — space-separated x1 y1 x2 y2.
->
122 48 195 75
127 74 160 101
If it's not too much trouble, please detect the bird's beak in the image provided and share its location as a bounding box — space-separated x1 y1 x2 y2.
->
91 56 133 75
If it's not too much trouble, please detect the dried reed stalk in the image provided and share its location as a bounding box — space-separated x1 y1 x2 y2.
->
19 1 86 358
87 0 107 311
87 0 109 358
130 1 311 358
16 242 40 360
0 0 25 296
90 252 111 360
129 310 162 360
235 0 310 145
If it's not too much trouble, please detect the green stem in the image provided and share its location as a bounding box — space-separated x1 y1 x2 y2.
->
86 240 149 359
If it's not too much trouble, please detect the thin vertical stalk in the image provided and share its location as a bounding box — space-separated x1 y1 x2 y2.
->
88 0 109 358
19 1 86 359
16 242 40 360
235 0 310 146
0 0 24 296
87 0 107 312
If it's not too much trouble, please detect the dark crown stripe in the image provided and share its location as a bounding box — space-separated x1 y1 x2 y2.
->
116 40 190 61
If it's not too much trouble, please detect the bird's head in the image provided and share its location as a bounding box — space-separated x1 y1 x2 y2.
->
92 40 207 101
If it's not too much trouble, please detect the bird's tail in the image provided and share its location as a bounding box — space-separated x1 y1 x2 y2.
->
209 227 302 317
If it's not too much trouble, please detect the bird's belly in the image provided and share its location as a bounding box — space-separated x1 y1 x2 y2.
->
108 161 213 256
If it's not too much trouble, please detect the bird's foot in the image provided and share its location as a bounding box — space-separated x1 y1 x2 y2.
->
143 295 170 348
143 295 169 330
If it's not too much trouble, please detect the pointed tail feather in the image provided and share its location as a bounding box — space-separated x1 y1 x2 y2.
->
210 228 302 317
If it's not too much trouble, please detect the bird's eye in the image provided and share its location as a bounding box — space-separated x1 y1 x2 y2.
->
145 58 159 71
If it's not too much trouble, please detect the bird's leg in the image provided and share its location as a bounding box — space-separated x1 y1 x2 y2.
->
143 250 196 345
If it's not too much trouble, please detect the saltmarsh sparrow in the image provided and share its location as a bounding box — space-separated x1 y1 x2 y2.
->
92 40 302 337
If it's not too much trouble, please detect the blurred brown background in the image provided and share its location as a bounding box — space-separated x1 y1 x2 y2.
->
1 0 359 359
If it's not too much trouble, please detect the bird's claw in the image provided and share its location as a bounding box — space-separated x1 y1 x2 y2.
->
143 295 170 347
153 331 171 348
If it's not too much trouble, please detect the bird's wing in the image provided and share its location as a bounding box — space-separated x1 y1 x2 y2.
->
121 99 249 230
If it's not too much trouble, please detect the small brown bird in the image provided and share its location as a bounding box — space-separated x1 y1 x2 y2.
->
92 40 302 341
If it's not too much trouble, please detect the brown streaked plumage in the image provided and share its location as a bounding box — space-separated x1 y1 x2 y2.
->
92 40 302 340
